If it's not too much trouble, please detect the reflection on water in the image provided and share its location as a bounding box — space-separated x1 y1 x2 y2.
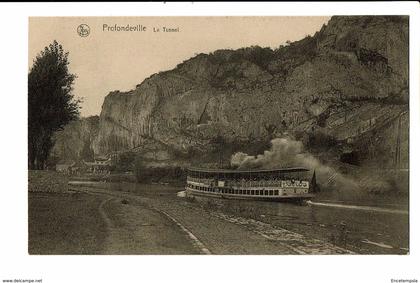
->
71 180 409 254
192 195 408 254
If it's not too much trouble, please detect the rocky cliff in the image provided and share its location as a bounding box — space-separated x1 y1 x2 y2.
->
61 16 410 169
51 116 99 163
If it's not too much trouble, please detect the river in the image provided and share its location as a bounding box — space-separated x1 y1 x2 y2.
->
69 180 409 254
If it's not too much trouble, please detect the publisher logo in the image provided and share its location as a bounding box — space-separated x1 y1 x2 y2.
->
77 24 90 37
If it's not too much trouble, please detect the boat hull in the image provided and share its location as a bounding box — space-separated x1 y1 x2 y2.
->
186 188 315 202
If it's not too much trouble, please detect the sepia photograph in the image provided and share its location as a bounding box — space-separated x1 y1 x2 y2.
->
28 15 409 256
1 2 419 283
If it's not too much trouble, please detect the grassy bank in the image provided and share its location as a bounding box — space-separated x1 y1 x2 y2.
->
70 173 137 183
28 170 70 193
28 170 107 254
134 166 186 186
28 192 107 254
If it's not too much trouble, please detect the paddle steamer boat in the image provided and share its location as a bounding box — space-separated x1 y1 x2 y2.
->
185 167 319 202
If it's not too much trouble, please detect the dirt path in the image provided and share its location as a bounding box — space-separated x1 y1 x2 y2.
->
70 186 354 255
96 197 202 254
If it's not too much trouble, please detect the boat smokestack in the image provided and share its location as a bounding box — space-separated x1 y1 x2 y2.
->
310 170 320 193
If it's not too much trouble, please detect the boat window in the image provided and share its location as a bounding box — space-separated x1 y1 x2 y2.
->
269 190 273 196
274 190 279 195
251 190 254 195
264 190 268 196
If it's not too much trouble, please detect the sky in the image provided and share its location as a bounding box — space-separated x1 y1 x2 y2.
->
29 16 331 117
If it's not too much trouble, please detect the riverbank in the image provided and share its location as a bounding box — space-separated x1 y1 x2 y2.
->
29 192 107 254
28 171 409 255
28 170 70 193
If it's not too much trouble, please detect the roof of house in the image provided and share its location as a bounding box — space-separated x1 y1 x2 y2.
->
187 167 309 175
56 162 76 169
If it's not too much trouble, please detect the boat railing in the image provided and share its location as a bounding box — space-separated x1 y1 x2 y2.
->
187 177 214 186
230 180 283 187
188 177 291 187
187 176 310 188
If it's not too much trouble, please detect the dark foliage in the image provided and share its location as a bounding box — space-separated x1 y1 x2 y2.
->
28 40 80 169
113 151 136 172
80 140 94 162
308 130 338 149
340 151 361 166
134 156 186 185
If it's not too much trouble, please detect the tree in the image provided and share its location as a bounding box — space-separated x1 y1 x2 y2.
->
80 140 94 162
28 40 80 169
115 151 136 172
210 134 226 167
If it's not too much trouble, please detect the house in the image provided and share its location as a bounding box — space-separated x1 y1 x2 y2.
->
56 162 76 174
83 157 112 174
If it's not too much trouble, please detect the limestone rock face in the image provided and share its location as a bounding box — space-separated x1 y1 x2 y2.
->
51 116 99 162
68 16 409 167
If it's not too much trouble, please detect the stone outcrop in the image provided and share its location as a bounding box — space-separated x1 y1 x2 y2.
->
51 116 99 163
56 16 409 168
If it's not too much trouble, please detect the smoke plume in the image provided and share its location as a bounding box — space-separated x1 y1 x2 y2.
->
230 137 359 192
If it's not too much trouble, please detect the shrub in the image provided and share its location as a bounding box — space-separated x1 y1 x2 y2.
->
308 130 338 149
134 156 186 185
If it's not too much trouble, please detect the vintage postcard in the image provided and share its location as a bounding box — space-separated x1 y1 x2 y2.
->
0 1 419 282
27 15 410 257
